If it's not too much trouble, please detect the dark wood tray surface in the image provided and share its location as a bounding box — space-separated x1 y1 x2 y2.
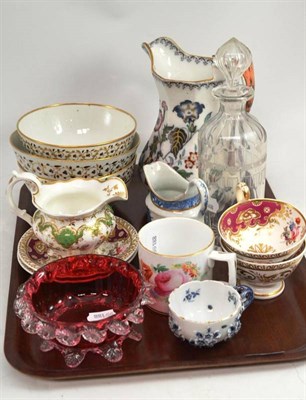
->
4 167 306 379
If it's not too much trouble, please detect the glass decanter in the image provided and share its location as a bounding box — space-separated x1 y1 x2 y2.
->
198 38 267 238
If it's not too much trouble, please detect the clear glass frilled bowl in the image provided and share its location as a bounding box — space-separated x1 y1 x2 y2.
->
14 254 154 368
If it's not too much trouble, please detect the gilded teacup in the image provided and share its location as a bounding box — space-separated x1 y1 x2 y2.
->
218 199 306 262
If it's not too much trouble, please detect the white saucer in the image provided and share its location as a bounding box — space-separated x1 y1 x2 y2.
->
17 217 139 274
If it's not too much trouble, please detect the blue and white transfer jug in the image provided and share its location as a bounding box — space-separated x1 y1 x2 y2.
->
143 161 209 222
139 37 255 181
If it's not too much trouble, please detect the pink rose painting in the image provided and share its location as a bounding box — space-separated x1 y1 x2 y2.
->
154 269 191 297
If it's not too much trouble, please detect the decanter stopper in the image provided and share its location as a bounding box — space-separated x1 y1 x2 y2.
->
214 38 252 88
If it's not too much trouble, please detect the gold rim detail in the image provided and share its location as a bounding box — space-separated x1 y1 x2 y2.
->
138 219 215 258
17 103 137 149
252 281 285 299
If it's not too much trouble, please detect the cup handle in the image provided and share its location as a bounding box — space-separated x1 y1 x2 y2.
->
235 285 254 310
6 170 41 226
236 182 250 203
190 178 209 215
208 250 237 286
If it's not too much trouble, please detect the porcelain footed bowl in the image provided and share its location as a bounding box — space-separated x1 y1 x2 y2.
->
220 238 306 300
14 255 154 368
218 199 306 261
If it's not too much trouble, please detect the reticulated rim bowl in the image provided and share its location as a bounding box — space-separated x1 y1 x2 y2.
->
10 130 140 163
18 154 137 184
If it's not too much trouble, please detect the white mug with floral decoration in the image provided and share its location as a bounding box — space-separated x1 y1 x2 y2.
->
138 217 236 314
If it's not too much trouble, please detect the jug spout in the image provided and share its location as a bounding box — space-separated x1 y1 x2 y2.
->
144 161 208 206
143 162 209 220
143 161 190 201
97 177 128 208
142 36 223 83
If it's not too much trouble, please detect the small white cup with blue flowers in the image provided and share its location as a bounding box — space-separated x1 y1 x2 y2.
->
168 280 253 347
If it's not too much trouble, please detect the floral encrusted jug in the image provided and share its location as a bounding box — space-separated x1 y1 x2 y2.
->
139 37 254 180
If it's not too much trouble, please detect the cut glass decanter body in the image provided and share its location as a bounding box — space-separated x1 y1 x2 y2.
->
198 38 267 237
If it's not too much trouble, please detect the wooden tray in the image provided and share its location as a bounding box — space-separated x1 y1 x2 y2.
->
4 167 306 379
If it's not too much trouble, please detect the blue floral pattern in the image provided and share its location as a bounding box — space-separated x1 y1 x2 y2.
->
169 316 182 338
173 100 205 125
139 99 210 181
183 288 200 302
228 291 238 306
169 312 243 348
226 317 242 339
168 285 253 348
190 329 222 347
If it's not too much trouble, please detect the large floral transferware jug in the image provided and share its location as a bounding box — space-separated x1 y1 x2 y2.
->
139 37 254 181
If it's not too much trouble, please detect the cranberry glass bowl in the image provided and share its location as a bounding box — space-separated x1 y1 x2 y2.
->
14 255 153 367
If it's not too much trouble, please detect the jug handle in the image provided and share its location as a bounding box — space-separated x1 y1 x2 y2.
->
190 178 209 215
6 171 42 226
234 285 254 311
236 182 250 203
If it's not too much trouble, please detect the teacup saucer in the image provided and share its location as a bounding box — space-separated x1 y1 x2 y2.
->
17 217 138 274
